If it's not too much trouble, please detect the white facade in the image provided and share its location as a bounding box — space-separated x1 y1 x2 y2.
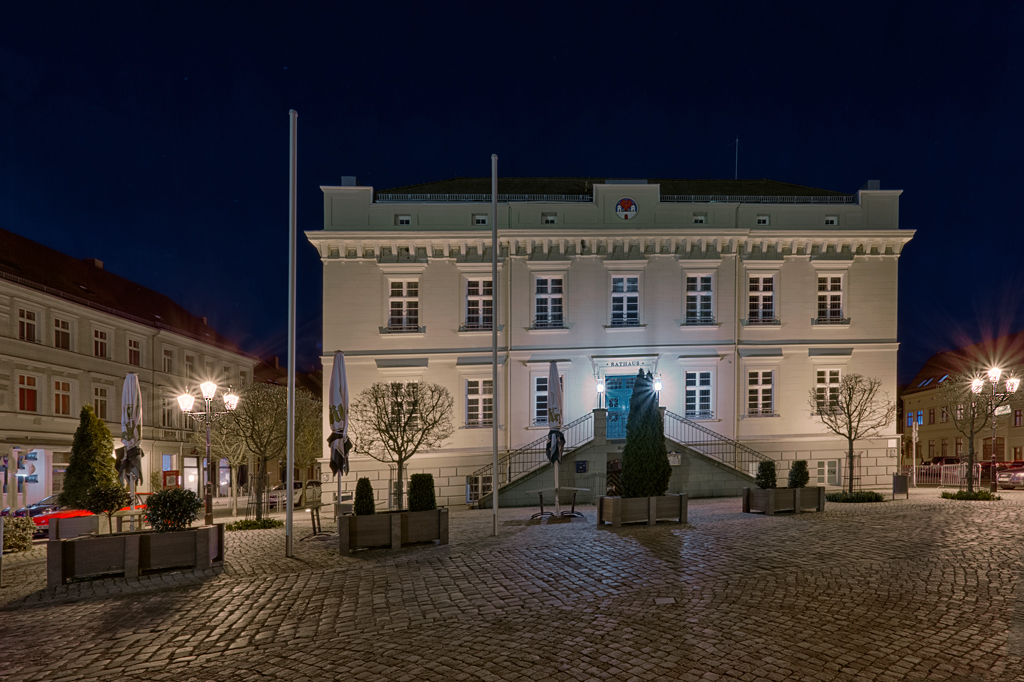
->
310 179 913 506
0 243 255 509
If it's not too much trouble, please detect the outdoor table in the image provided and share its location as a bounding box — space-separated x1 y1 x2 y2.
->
523 487 589 519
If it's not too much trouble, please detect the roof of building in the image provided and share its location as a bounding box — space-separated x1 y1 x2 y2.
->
903 331 1024 396
253 356 322 394
0 227 247 355
378 177 853 198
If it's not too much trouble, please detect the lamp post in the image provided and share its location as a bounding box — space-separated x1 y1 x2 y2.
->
971 368 1019 493
596 380 605 408
178 382 239 525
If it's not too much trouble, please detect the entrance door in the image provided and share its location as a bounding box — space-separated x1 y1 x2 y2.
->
183 456 201 497
605 374 637 439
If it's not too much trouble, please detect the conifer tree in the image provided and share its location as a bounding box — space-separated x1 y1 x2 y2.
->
60 404 118 509
619 370 672 498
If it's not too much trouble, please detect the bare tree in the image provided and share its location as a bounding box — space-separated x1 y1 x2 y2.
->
349 382 454 510
937 372 1020 494
232 382 287 520
808 374 895 494
294 388 323 506
188 411 248 516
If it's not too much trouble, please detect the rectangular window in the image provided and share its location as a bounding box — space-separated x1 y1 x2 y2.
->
917 410 924 424
748 276 775 324
466 379 494 427
18 309 37 342
928 408 935 425
162 349 174 373
162 454 173 471
941 439 948 457
815 370 841 412
955 404 964 420
239 370 248 386
928 440 935 458
53 380 71 416
388 281 420 331
473 214 488 225
93 329 108 358
1015 446 1023 460
395 214 411 226
692 214 707 224
907 413 914 427
824 216 838 226
161 396 176 428
18 374 38 412
955 438 963 456
748 371 774 416
816 276 844 323
54 318 71 350
128 338 141 366
388 383 419 430
756 215 770 225
815 460 840 486
1015 409 1022 427
542 213 557 225
185 354 196 378
532 375 563 426
684 371 713 419
685 276 714 325
534 277 564 328
465 279 493 330
941 407 948 423
93 386 108 420
610 276 640 326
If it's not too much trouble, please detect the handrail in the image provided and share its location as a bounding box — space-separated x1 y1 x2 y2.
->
664 410 771 476
375 193 855 205
376 193 594 203
471 412 594 489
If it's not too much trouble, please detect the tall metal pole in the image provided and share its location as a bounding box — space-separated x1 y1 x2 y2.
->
205 405 214 525
990 388 998 493
286 109 298 557
491 154 499 537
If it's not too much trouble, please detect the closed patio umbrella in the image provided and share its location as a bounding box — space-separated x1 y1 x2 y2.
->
328 351 352 524
118 372 144 529
545 361 566 514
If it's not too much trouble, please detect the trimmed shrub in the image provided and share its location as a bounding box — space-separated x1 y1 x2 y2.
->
620 370 672 498
826 490 886 503
149 470 164 492
226 518 283 531
941 490 1002 501
354 477 376 515
408 473 437 512
84 482 132 533
755 460 777 489
60 405 117 510
788 460 810 489
2 516 38 551
144 488 203 532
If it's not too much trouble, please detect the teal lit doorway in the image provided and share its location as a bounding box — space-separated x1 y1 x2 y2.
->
605 374 637 439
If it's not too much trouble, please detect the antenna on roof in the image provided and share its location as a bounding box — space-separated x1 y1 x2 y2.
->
727 136 740 179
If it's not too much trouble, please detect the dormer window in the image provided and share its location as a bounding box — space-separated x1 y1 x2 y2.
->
824 215 838 226
395 215 412 226
756 215 770 226
692 213 707 224
542 213 557 225
473 214 488 226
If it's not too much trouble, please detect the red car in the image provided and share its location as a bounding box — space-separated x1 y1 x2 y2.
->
30 493 150 536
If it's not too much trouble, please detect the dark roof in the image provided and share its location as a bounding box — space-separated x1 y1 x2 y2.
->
903 331 1024 395
0 227 247 355
378 177 851 197
253 356 322 393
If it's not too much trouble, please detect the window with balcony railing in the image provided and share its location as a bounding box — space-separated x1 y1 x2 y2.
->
748 275 776 324
533 276 564 328
685 275 714 325
685 371 713 419
388 280 420 332
463 279 493 331
747 370 774 416
610 276 640 327
815 275 847 324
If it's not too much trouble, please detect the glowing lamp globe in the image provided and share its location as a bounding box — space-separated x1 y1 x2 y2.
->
177 393 196 413
200 382 217 400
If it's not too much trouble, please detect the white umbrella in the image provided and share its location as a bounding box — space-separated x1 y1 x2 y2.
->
118 373 143 530
328 351 352 514
545 361 566 514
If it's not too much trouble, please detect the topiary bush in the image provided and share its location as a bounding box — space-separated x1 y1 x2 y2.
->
619 370 672 498
84 482 132 534
226 518 283 531
2 516 38 551
144 488 203 532
787 460 810 488
755 460 777 489
60 405 118 510
941 490 1002 501
408 473 437 512
354 477 376 515
826 490 885 503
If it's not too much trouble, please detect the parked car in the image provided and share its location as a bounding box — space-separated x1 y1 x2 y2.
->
29 493 151 537
997 465 1024 490
11 494 63 518
267 480 321 508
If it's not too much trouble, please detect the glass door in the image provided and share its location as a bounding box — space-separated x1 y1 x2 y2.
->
605 374 637 439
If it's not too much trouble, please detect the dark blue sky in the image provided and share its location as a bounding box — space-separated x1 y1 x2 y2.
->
2 1 1022 383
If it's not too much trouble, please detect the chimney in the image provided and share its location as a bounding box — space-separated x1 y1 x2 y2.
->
270 356 279 369
340 176 357 186
201 316 208 326
83 258 104 269
860 180 880 190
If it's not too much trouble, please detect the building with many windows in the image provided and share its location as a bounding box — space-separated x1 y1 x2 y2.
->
308 177 913 507
0 228 255 508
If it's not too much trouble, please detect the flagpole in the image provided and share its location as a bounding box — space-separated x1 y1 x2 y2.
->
285 109 298 558
491 153 499 537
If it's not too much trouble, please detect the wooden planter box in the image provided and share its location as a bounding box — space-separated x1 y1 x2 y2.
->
47 524 225 587
597 494 687 527
742 487 825 515
339 508 449 553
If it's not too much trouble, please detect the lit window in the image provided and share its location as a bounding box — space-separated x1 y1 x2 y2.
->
685 275 714 325
18 374 38 412
18 309 37 342
534 277 564 328
610 276 640 327
54 318 71 350
748 276 775 324
53 380 71 416
685 371 713 419
748 371 773 416
388 281 420 332
466 380 494 427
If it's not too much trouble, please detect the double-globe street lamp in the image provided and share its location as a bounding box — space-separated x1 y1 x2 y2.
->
178 382 239 525
971 368 1019 493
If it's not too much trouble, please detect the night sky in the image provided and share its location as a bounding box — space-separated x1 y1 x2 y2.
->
2 2 1022 384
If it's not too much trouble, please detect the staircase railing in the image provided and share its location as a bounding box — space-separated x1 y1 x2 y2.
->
664 410 771 477
472 412 594 489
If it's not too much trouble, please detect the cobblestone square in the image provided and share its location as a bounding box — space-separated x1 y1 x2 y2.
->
1 490 1023 681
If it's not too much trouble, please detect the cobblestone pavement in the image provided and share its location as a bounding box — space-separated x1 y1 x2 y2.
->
1 489 1023 681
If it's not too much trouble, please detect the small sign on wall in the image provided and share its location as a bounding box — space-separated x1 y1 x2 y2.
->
575 461 588 474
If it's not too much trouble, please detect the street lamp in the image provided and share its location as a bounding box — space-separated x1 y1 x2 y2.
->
178 383 239 525
971 368 1019 493
596 380 605 408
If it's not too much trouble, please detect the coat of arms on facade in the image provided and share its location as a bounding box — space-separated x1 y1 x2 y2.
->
615 197 637 220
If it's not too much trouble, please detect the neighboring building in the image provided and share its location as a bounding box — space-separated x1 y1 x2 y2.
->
308 177 913 507
901 332 1024 467
0 228 256 508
